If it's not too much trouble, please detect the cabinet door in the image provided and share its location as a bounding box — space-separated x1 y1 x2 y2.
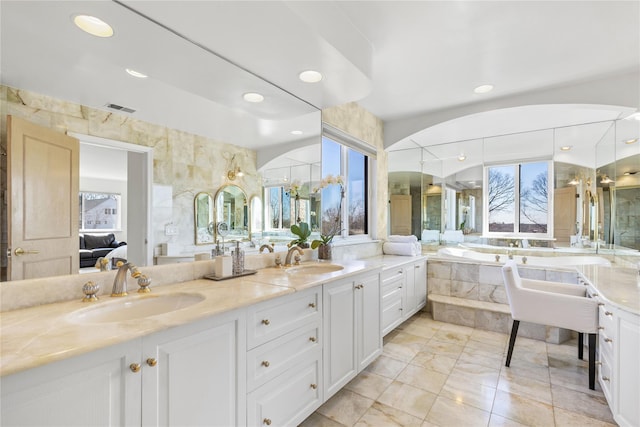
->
323 278 356 399
1 340 141 427
142 310 246 427
617 311 640 427
414 260 427 310
404 263 417 316
356 273 382 371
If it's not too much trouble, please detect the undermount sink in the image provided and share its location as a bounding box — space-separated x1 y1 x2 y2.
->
286 263 344 275
68 293 205 323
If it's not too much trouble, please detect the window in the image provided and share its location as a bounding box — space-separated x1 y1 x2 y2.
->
321 125 373 239
264 186 312 231
484 161 551 236
79 192 121 231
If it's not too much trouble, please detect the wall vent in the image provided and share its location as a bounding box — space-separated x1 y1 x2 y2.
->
105 103 136 114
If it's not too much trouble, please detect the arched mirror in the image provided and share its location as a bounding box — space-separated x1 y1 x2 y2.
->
250 196 263 238
194 192 215 245
214 185 248 241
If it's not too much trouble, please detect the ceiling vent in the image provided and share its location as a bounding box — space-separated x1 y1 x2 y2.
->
105 103 136 114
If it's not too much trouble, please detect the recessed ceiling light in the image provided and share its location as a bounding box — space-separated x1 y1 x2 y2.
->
291 130 303 135
243 92 264 103
299 70 323 83
73 15 113 38
126 68 148 79
624 138 638 144
458 154 466 161
560 145 572 151
474 84 494 94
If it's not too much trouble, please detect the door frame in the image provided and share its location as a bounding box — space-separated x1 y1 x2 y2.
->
70 132 153 267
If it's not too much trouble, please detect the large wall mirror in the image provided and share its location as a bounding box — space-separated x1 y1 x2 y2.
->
387 114 640 261
214 185 248 242
0 2 320 281
194 192 215 245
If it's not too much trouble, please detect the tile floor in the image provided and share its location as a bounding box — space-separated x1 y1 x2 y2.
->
300 312 616 427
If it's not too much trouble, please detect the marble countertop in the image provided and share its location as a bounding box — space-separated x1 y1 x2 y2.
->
578 265 640 315
0 255 423 377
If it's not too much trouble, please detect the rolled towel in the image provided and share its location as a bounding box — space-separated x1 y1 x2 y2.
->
383 242 418 256
387 235 418 243
421 230 440 242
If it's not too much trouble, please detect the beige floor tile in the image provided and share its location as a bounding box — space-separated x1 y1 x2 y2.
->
299 412 347 427
487 413 529 427
491 389 555 427
433 328 471 345
440 322 474 335
470 329 509 347
422 339 465 359
551 384 615 424
377 381 438 419
317 389 374 427
439 374 497 412
354 402 423 427
410 351 457 375
383 332 428 362
466 337 508 354
396 364 448 394
497 370 552 405
345 371 393 400
500 358 550 383
364 355 408 379
459 346 505 370
553 407 618 426
400 320 440 340
450 361 501 388
425 396 491 427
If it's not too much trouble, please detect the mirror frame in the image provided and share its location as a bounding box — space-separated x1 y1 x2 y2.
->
214 184 249 241
194 192 215 245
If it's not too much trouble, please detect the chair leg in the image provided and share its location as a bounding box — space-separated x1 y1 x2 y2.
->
588 333 596 390
578 332 584 360
506 320 520 367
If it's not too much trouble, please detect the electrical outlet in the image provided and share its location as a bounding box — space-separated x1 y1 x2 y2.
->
165 225 179 236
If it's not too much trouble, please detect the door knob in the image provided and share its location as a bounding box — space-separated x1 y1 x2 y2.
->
146 358 158 367
14 247 40 256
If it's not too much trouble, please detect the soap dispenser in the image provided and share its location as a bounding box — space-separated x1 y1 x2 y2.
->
232 241 244 275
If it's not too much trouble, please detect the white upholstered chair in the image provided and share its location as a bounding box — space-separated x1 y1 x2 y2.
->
501 261 599 389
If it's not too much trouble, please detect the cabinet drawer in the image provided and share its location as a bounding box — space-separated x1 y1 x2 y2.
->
247 323 320 391
598 350 613 402
247 356 322 427
599 328 615 361
382 297 403 335
382 267 405 284
382 275 404 298
247 287 321 349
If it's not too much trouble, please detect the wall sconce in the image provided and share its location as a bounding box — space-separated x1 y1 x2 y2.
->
600 175 613 184
568 177 579 186
226 154 244 181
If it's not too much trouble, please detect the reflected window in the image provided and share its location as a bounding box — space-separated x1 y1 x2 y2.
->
485 161 550 236
79 192 121 231
264 186 312 230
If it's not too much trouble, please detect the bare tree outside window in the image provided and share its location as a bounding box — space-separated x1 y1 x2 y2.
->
488 166 515 232
520 165 548 233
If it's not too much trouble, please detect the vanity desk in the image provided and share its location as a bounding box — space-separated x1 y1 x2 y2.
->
578 265 639 427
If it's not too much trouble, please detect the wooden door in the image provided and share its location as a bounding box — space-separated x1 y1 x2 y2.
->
553 186 577 246
7 116 79 280
390 194 412 235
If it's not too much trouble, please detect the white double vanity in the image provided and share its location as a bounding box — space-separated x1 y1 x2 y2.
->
0 255 427 427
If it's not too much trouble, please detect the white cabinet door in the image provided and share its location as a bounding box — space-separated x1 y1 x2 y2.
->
616 310 640 427
356 273 382 371
142 309 246 427
404 263 417 316
414 260 427 310
323 277 357 399
1 340 141 427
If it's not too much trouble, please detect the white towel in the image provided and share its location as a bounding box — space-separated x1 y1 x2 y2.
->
421 230 440 242
387 235 418 243
383 242 418 256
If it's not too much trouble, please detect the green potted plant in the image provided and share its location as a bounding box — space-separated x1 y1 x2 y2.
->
289 222 311 248
311 224 340 260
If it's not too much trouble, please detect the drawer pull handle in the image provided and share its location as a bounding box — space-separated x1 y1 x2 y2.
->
262 319 270 325
261 360 270 367
263 418 272 425
146 358 157 367
598 326 605 330
596 361 603 365
355 284 363 289
129 363 141 373
308 302 316 308
592 293 599 297
604 338 613 343
309 337 317 342
310 383 317 389
605 311 613 316
598 303 605 306
603 376 610 382
415 265 420 269
398 286 403 289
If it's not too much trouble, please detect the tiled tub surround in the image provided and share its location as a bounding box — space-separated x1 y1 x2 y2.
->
427 258 582 343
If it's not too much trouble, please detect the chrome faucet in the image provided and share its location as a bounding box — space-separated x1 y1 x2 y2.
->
259 244 274 253
111 261 141 297
284 246 304 266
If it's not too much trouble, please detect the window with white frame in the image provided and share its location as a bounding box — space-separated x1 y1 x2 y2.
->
321 125 374 239
79 192 122 231
484 161 552 236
